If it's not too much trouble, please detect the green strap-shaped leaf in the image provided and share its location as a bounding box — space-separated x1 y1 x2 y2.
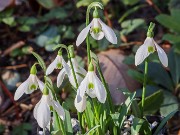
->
62 103 73 135
31 52 46 72
84 125 100 135
153 110 178 135
138 90 164 114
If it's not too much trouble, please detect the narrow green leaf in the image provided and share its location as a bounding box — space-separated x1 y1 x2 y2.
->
138 90 164 114
31 52 46 72
119 91 136 129
84 125 100 135
62 103 73 135
131 117 151 135
119 88 141 118
153 110 178 135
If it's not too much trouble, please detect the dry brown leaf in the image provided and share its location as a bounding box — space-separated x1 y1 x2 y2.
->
98 49 140 105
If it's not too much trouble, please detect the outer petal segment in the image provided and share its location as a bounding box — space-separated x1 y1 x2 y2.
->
36 96 51 128
76 21 93 46
57 68 66 88
93 73 106 103
154 41 168 67
74 95 86 112
98 19 117 44
52 100 65 120
46 56 58 75
14 77 29 100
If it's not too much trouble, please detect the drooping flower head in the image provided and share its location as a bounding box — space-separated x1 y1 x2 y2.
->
33 87 65 128
57 46 86 88
135 22 168 67
46 50 70 75
75 61 107 112
14 64 44 100
76 8 117 46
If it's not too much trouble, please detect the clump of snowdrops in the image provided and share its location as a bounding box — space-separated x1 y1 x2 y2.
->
14 2 177 135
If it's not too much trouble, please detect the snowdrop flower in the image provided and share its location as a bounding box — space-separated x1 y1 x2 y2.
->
57 57 86 88
46 50 70 75
34 87 65 128
74 62 107 112
14 65 44 100
135 23 168 67
76 8 117 46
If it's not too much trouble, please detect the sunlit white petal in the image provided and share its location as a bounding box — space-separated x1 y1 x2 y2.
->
154 40 168 67
76 20 93 46
57 69 66 88
98 19 117 44
46 56 58 75
135 44 149 66
37 77 44 91
14 77 29 100
76 74 88 102
62 58 71 75
74 95 86 112
52 100 65 120
33 99 41 120
93 73 106 103
36 96 51 128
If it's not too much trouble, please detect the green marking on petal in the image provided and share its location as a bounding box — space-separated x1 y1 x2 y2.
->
30 84 37 90
88 83 94 90
56 63 62 69
92 27 101 34
148 46 155 53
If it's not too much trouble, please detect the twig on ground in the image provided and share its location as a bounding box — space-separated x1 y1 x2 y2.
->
2 41 25 57
146 0 162 14
0 64 28 70
0 80 19 117
104 8 112 27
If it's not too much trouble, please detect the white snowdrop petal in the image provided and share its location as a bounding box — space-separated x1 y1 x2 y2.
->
74 95 86 112
46 56 58 75
90 31 104 40
86 72 96 98
76 74 89 102
154 41 168 67
98 19 117 44
93 72 107 103
36 77 44 91
135 44 149 66
76 20 93 46
36 96 51 128
52 100 65 120
57 69 66 88
33 99 41 120
14 77 29 100
62 58 71 75
68 73 76 88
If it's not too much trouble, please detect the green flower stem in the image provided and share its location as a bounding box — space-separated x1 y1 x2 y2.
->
44 76 65 134
86 10 91 64
85 2 103 64
96 61 115 113
69 58 79 89
141 58 148 118
67 51 85 133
